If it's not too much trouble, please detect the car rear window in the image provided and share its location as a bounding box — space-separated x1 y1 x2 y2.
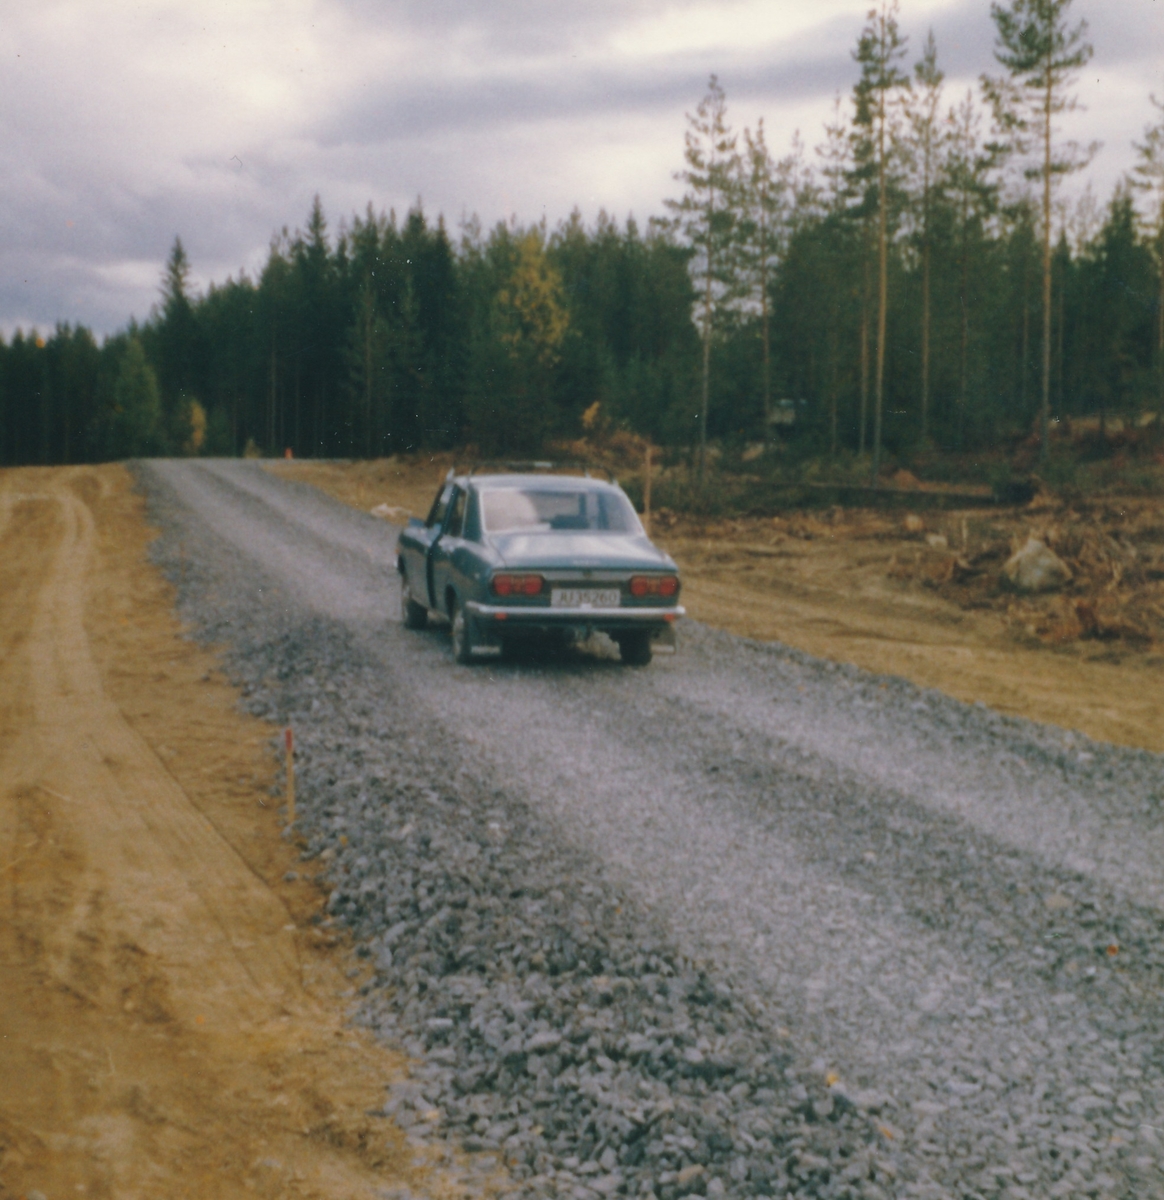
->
480 488 640 534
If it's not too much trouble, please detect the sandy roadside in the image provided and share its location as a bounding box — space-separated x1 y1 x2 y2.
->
0 464 470 1199
269 456 1164 755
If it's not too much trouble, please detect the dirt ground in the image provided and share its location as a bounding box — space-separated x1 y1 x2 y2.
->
0 464 476 1199
270 456 1164 755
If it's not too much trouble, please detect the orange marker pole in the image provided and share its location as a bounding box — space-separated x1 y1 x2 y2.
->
284 727 295 826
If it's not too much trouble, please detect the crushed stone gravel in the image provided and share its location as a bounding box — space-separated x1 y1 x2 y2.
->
137 460 1164 1200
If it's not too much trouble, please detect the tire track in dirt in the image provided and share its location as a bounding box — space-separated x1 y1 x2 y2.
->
18 481 301 1018
0 466 483 1200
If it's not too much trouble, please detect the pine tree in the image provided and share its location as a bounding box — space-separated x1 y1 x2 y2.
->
665 75 740 482
983 0 1095 461
737 120 796 430
852 0 910 484
815 96 860 456
944 90 998 446
1132 90 1164 421
906 31 945 444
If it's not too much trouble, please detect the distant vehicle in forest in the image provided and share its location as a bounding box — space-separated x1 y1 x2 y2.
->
396 465 683 665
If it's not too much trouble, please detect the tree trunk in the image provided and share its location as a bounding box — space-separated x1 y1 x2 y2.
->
1158 222 1164 424
921 237 931 445
364 292 373 459
699 276 711 486
268 334 277 454
871 105 889 487
829 319 839 459
1020 259 1029 417
859 302 869 457
860 250 871 456
960 238 970 450
293 362 300 458
760 236 771 427
1039 67 1053 464
1056 271 1065 420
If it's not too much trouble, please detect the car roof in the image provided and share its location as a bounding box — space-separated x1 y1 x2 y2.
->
462 473 621 492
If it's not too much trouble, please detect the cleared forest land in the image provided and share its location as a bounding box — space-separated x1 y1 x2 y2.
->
270 455 1164 754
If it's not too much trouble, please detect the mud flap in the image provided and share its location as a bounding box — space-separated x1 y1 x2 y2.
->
650 624 678 653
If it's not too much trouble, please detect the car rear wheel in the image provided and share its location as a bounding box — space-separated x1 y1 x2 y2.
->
400 574 428 629
616 630 653 666
450 598 479 664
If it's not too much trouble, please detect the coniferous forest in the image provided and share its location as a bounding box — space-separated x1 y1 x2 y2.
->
4 0 1164 478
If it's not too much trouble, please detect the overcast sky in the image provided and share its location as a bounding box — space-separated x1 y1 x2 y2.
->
3 0 1161 339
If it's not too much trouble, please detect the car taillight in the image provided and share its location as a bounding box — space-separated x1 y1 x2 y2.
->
491 573 544 597
629 575 679 598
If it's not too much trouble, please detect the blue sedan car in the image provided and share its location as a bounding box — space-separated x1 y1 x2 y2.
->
396 467 684 665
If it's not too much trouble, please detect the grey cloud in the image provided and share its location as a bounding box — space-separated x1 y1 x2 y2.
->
0 249 149 338
334 0 710 55
916 0 997 78
927 0 1164 81
319 14 866 151
1076 2 1164 71
2 0 1158 339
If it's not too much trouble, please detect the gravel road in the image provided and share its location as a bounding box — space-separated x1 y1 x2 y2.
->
138 459 1164 1200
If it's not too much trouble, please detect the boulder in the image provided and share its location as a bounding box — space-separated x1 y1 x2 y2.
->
1002 537 1072 594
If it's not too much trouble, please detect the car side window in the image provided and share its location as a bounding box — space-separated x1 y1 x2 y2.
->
462 489 481 542
426 484 453 529
447 488 466 537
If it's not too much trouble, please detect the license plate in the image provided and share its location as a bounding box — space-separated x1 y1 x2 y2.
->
550 588 620 609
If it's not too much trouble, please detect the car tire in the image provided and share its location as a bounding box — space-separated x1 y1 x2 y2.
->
400 574 428 629
616 630 653 666
450 598 478 664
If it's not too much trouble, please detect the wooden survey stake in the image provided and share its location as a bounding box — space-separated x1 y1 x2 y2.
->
284 727 295 826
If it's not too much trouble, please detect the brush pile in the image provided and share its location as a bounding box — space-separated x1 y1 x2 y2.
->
891 497 1164 647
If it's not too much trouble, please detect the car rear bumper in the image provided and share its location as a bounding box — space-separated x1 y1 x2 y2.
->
465 601 684 626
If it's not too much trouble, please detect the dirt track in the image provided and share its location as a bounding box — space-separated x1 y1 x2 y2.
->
0 465 453 1198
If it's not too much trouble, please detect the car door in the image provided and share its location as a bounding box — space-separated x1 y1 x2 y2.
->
429 485 467 613
399 482 452 609
421 483 456 607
